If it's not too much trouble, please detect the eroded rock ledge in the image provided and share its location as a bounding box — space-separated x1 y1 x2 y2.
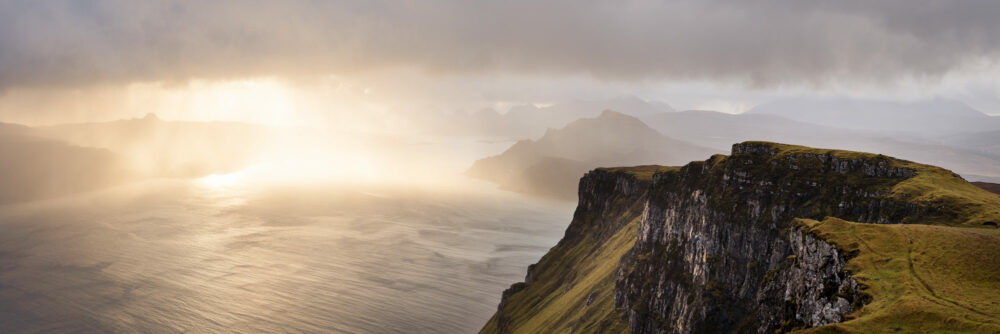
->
615 142 924 333
482 141 987 334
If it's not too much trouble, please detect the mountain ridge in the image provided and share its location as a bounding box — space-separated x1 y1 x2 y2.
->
466 110 719 199
638 108 1000 183
745 97 1000 136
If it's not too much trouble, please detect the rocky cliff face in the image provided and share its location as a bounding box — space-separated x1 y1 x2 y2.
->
757 225 861 329
482 141 994 334
614 142 928 333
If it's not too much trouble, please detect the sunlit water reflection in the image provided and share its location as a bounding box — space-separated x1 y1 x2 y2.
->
0 177 573 333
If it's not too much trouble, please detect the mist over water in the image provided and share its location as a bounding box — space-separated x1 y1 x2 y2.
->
0 177 573 333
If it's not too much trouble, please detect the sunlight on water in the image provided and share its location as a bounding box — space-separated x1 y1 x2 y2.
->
0 177 573 333
194 171 252 208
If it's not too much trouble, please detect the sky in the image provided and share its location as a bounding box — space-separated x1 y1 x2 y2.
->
2 0 1000 126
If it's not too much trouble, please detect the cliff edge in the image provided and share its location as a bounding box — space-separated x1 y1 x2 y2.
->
481 141 1000 333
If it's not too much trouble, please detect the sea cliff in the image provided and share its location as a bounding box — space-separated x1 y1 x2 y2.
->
481 142 1000 333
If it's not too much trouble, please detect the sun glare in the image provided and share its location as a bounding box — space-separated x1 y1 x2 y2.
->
183 78 297 126
116 77 305 127
197 172 245 189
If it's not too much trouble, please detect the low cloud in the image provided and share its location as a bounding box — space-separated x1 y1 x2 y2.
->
2 0 1000 89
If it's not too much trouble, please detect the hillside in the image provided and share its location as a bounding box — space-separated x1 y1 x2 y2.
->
0 131 128 204
481 142 1000 333
0 116 284 203
794 218 1000 333
499 96 673 138
466 110 718 199
36 114 272 177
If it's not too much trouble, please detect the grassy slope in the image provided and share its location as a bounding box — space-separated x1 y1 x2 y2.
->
753 141 1000 227
741 143 1000 331
889 163 1000 227
596 165 680 182
796 218 1000 333
511 216 636 333
481 168 656 334
480 219 635 334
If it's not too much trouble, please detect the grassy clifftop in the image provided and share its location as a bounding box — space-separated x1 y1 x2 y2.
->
595 165 679 182
734 141 1000 228
481 142 1000 333
796 218 1000 333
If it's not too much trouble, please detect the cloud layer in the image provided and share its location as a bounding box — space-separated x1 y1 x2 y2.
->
2 0 1000 88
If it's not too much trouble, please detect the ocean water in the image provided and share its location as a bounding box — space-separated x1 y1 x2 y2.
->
0 178 573 333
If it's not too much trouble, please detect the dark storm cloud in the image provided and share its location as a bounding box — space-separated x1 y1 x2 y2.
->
1 0 999 88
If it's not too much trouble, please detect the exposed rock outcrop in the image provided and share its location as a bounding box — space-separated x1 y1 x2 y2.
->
614 142 929 333
482 141 1000 334
757 226 861 329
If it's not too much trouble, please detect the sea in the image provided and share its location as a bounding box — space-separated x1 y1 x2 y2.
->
0 176 573 333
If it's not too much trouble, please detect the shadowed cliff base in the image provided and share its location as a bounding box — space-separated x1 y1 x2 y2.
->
481 141 1000 333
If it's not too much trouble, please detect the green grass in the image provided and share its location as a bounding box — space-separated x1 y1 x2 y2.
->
596 165 679 182
742 141 1000 227
480 218 636 334
510 216 637 333
795 217 1000 333
480 169 649 334
740 141 880 160
888 164 1000 227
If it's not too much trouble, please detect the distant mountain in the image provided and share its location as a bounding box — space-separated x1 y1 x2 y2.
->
639 109 1000 183
0 122 33 135
502 96 674 136
936 130 1000 159
638 110 847 150
35 114 273 177
745 97 1000 136
418 96 674 138
466 110 718 199
0 129 128 204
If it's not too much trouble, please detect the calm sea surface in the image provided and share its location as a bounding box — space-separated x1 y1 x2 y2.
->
0 178 573 333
